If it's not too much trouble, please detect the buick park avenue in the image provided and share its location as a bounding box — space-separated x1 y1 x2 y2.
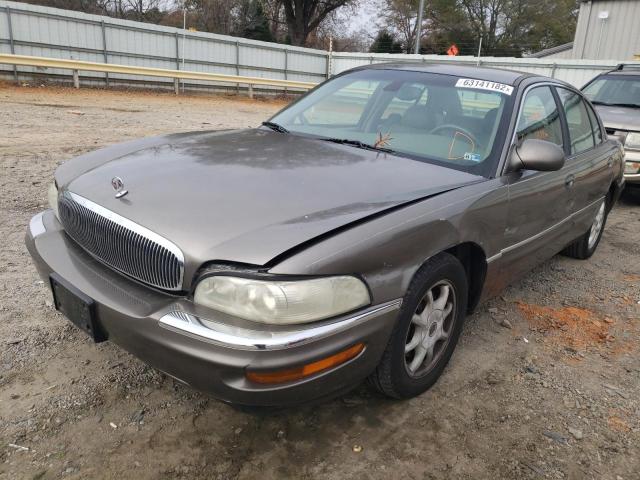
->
26 64 624 406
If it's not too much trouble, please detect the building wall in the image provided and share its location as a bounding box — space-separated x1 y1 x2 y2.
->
573 0 640 60
542 48 575 60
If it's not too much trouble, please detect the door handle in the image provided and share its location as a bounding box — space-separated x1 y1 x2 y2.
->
607 157 613 168
565 175 575 188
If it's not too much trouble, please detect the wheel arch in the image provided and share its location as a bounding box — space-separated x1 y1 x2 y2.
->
443 242 488 313
606 180 622 212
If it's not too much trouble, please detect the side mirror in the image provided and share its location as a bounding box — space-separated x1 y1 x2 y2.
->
509 139 566 172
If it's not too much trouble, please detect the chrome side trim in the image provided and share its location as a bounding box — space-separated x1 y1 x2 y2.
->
486 252 502 264
158 299 402 351
492 196 604 260
61 191 185 291
29 211 47 238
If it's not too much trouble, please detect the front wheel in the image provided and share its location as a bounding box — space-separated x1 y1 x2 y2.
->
562 199 608 260
369 253 468 399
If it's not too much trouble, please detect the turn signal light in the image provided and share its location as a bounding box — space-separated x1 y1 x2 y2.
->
245 343 365 385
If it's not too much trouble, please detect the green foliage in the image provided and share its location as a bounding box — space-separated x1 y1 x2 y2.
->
370 30 404 53
410 0 580 57
236 0 274 42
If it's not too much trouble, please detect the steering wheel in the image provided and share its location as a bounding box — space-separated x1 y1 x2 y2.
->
428 124 479 146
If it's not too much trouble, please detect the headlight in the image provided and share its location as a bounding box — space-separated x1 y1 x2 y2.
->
625 132 640 150
47 182 59 219
194 275 370 325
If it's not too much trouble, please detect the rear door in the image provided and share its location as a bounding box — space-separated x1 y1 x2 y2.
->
501 85 571 280
555 87 612 233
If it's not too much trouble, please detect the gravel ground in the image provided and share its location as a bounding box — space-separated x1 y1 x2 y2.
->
1 83 639 480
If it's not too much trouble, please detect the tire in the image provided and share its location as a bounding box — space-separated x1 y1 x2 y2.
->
369 253 468 399
622 185 640 204
562 198 608 260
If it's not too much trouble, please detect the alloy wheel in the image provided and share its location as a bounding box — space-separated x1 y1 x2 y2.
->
588 201 606 250
404 281 456 377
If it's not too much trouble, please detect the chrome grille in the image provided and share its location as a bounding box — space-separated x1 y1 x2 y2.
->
58 191 184 291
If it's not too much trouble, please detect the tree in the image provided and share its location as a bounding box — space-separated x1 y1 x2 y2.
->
369 29 403 53
183 0 238 35
382 0 428 52
236 0 275 41
280 0 357 46
425 0 579 57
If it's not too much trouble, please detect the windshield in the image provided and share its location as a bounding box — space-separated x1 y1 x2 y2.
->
269 69 514 176
583 74 640 107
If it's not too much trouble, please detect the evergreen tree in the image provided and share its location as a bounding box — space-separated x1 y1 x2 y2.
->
369 30 404 53
236 0 275 42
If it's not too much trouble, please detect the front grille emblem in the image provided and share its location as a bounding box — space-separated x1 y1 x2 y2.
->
111 176 128 198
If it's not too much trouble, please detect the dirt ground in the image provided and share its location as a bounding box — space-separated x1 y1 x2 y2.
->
1 83 639 480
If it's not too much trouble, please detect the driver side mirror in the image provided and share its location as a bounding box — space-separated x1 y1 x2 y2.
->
509 138 566 172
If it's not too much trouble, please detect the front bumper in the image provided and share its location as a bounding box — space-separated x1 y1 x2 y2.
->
26 211 400 406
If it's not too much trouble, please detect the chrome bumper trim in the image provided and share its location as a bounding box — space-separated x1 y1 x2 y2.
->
29 211 47 238
158 299 402 351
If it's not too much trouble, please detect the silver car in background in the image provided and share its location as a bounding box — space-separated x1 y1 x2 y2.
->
583 64 640 195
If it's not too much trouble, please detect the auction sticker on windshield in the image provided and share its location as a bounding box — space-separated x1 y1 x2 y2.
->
455 78 514 95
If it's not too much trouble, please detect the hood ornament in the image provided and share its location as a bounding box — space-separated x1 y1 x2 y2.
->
111 176 128 198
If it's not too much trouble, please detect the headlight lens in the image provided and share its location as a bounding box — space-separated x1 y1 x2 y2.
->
194 275 370 325
625 132 640 150
47 182 59 219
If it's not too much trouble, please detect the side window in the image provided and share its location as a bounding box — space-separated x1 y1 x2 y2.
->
586 103 603 144
516 86 563 147
556 88 595 154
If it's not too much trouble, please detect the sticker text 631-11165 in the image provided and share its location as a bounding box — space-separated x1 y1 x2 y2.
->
455 78 514 96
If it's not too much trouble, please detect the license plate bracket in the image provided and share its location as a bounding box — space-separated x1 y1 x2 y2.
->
50 273 107 343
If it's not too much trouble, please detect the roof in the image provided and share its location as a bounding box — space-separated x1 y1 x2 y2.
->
355 62 529 85
528 42 574 59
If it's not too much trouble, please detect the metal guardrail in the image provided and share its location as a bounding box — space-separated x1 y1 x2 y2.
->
0 54 317 95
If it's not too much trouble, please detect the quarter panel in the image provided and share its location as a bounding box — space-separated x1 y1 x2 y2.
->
269 180 509 304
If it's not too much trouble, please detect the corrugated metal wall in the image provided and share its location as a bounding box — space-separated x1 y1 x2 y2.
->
330 53 640 88
540 48 575 60
0 0 328 91
573 0 640 60
1 0 639 92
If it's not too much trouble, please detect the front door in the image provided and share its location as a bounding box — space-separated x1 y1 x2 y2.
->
502 85 571 281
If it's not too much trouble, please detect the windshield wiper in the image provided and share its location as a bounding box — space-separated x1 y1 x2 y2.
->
322 137 395 153
261 121 289 133
591 101 640 108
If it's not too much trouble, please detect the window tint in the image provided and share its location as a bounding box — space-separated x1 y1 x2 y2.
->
586 103 603 144
556 88 595 154
516 86 563 147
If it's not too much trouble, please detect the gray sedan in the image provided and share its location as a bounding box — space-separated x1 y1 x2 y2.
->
26 63 625 406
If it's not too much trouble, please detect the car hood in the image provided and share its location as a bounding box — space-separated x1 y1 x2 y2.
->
59 129 483 276
593 104 640 132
